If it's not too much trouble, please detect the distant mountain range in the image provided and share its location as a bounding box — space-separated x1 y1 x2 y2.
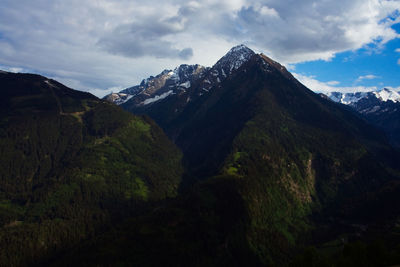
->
324 88 400 147
327 88 400 105
2 45 400 266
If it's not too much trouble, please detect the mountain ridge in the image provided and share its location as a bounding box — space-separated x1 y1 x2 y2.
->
324 88 400 147
104 45 256 107
327 88 400 105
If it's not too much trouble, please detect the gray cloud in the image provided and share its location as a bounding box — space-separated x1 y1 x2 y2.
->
231 0 399 62
98 11 193 60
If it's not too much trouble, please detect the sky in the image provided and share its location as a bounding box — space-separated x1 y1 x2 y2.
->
0 0 399 97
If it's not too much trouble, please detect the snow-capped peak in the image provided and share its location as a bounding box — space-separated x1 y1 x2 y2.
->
326 88 400 105
228 44 254 55
327 92 368 105
213 44 255 74
373 88 400 103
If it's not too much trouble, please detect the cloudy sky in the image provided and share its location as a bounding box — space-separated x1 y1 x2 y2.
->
0 0 399 96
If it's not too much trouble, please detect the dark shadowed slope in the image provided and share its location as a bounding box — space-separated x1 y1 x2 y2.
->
0 72 183 266
109 47 400 265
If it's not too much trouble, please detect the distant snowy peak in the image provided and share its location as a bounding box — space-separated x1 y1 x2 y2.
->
327 92 369 105
327 88 400 105
213 44 255 76
373 88 400 103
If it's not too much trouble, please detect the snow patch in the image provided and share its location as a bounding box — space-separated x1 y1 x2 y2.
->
363 105 381 114
142 90 174 105
221 69 226 77
179 81 191 88
45 80 58 88
340 93 367 105
124 94 134 103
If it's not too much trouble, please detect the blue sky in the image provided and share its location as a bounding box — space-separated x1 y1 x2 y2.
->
0 0 399 96
293 22 400 93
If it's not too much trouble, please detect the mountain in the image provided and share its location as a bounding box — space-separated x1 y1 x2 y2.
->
104 45 255 108
104 64 209 106
0 71 183 266
2 46 400 266
326 88 400 147
77 46 400 266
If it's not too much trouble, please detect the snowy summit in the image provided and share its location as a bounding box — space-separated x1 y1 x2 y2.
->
213 44 255 76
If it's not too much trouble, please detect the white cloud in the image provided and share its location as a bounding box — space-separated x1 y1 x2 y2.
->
293 73 378 93
0 0 398 95
259 6 280 18
356 74 380 82
395 48 400 53
0 66 24 73
326 81 340 86
398 58 400 65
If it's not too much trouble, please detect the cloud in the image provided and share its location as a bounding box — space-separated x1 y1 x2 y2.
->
231 0 400 63
326 81 340 86
395 48 400 65
356 74 380 82
0 0 399 96
98 15 193 60
294 73 378 93
0 65 24 73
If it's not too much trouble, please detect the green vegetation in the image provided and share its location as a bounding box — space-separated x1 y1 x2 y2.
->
0 73 183 266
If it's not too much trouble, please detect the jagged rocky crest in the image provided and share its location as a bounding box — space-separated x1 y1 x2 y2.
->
104 45 257 107
104 64 208 106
